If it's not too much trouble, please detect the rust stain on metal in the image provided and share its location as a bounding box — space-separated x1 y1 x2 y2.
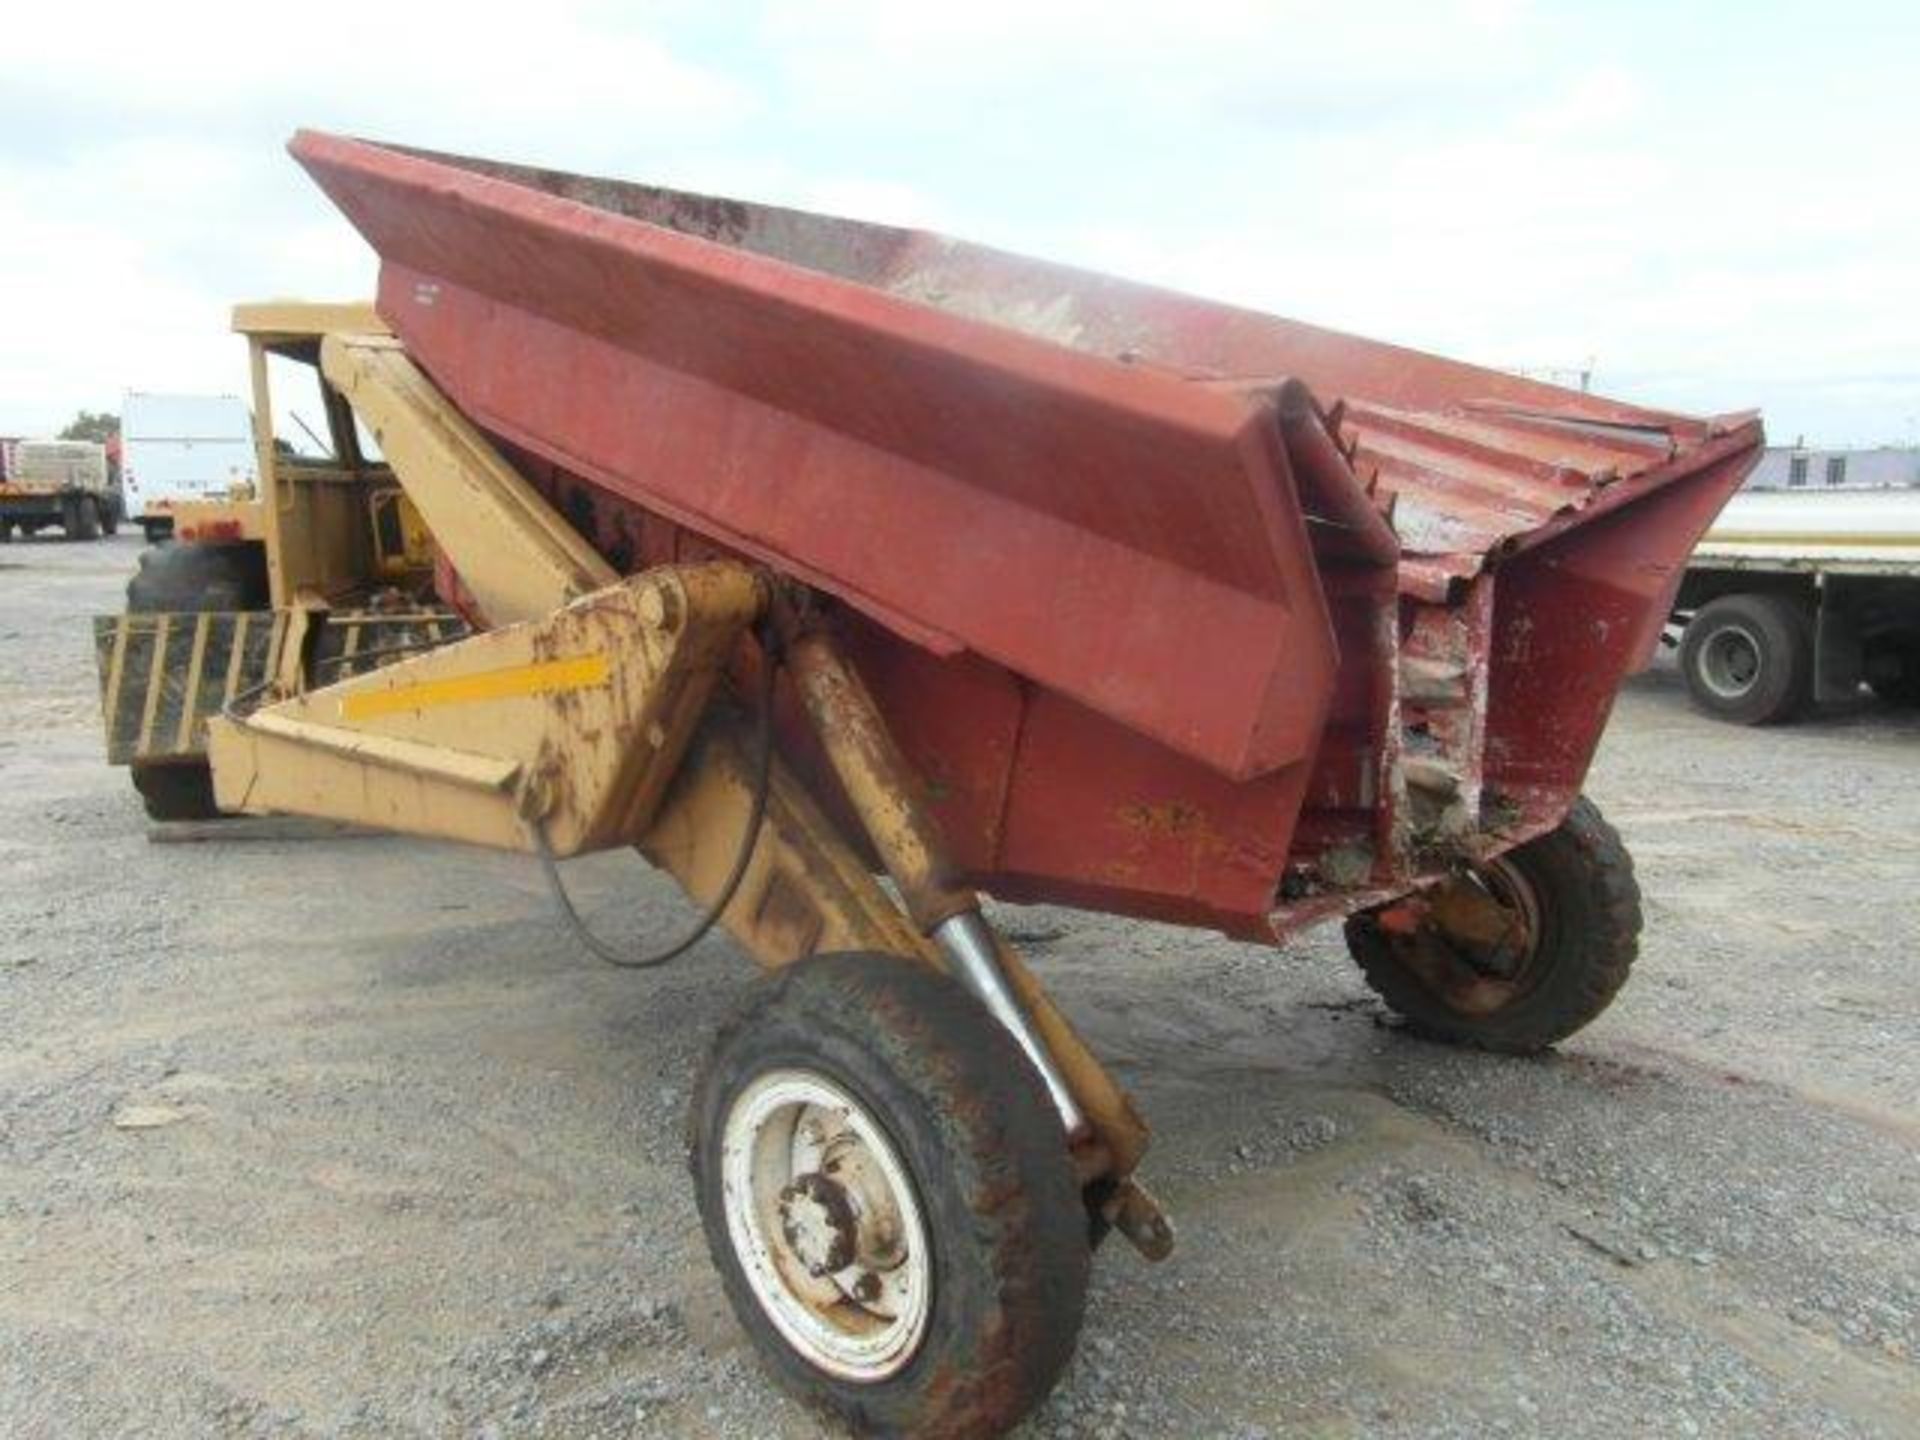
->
1117 801 1202 835
782 618 975 933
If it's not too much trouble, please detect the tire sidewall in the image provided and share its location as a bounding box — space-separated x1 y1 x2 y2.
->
690 956 1087 1438
1679 593 1810 724
1444 828 1605 1046
126 541 270 613
65 493 101 541
1866 642 1920 706
1347 799 1641 1053
131 761 220 821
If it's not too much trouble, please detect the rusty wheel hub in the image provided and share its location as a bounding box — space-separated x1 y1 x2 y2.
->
779 1172 859 1277
721 1069 931 1382
1385 855 1542 1015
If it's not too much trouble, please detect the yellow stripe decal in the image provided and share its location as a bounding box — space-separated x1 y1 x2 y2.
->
339 653 611 721
1707 531 1920 547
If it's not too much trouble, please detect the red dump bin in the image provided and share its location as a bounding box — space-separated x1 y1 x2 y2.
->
292 131 1760 945
281 132 1767 1439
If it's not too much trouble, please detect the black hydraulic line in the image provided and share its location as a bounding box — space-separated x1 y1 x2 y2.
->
532 621 781 970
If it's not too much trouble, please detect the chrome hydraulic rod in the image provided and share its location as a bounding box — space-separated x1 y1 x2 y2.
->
933 909 1088 1137
781 613 1095 1139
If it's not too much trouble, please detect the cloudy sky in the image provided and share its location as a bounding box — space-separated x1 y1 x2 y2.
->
1 0 1913 446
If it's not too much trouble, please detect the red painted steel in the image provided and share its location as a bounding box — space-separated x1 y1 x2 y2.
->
290 132 1341 786
289 132 1763 938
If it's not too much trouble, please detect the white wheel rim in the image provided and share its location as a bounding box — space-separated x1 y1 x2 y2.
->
720 1068 932 1383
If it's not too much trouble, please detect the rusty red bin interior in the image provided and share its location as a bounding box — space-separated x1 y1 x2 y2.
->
292 131 1763 942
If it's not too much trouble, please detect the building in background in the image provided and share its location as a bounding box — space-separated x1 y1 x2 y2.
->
1745 445 1920 491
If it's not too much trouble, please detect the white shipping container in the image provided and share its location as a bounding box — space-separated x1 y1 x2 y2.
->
121 392 256 522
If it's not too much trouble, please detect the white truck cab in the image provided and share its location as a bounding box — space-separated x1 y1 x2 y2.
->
121 392 256 543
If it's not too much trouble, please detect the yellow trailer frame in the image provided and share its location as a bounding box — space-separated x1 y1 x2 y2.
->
199 321 1158 1211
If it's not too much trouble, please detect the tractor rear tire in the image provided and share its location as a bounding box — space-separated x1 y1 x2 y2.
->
121 542 269 822
690 952 1089 1440
64 494 101 542
131 762 222 822
1678 592 1813 725
1344 796 1641 1054
126 540 269 614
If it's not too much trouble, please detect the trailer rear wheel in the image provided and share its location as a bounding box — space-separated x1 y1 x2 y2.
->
690 952 1088 1439
1678 592 1813 724
1344 796 1641 1053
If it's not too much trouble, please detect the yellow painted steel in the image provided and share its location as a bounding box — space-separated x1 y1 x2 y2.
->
231 300 387 340
639 720 938 970
174 614 214 751
338 653 611 721
783 617 1151 1179
207 565 763 857
318 333 615 627
171 495 267 542
107 297 1158 1217
1707 530 1920 547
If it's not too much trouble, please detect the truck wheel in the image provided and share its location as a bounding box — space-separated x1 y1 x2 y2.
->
64 494 102 541
130 762 221 822
1678 592 1813 724
690 952 1088 1439
100 499 119 536
1866 644 1920 707
1344 796 1641 1053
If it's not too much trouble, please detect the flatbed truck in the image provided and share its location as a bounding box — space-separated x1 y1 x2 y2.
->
0 438 122 540
1673 488 1920 721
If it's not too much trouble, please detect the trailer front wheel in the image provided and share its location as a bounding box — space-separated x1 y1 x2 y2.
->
690 952 1088 1439
1344 797 1641 1053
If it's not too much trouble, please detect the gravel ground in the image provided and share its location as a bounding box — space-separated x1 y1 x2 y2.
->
2 534 1916 1439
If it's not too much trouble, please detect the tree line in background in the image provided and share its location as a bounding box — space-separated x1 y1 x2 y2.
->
58 410 118 445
